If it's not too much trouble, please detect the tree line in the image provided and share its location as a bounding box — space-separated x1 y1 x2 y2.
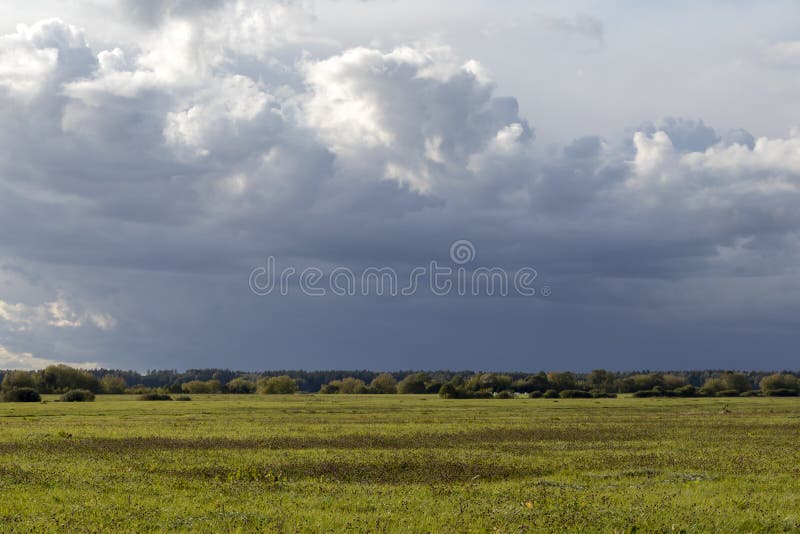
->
1 366 799 398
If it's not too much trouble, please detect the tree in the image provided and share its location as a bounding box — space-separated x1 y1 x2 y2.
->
721 372 751 393
369 373 397 394
181 380 221 394
759 373 798 394
1 370 39 391
258 375 299 394
41 365 100 393
587 369 614 391
439 383 459 398
546 372 576 391
336 377 368 394
101 375 127 394
397 372 428 394
465 373 513 392
661 374 688 390
702 372 751 395
226 378 256 394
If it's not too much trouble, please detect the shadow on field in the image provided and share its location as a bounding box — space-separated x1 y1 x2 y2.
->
0 426 647 455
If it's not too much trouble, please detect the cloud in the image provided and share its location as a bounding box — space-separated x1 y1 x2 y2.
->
764 40 800 68
302 44 532 193
539 14 604 43
0 297 116 332
0 344 100 370
0 18 94 100
0 1 799 369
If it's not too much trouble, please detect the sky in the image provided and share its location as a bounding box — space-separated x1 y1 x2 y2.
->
1 1 800 372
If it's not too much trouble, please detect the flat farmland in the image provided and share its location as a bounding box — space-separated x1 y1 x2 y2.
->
1 395 799 532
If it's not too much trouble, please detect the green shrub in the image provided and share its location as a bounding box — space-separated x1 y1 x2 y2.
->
542 389 559 398
369 373 397 394
702 373 752 395
174 395 192 401
465 373 513 393
1 370 39 391
739 390 761 397
138 393 172 401
559 389 592 399
715 389 740 397
438 383 459 399
226 378 256 394
60 389 95 402
397 373 428 394
495 390 514 399
258 375 299 394
759 374 799 395
528 390 543 398
100 375 127 394
317 377 365 394
41 365 100 394
2 387 41 402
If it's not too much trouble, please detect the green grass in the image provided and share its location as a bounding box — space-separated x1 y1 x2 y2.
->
1 395 799 532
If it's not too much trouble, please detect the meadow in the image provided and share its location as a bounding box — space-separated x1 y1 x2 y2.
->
0 395 798 533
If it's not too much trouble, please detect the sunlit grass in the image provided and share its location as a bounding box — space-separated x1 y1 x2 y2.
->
1 395 798 532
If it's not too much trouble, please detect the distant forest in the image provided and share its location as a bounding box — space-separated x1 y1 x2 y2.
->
2 367 799 398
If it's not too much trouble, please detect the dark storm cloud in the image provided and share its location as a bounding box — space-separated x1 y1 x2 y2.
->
1 2 799 370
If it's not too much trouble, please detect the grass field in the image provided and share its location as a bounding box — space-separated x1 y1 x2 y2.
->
1 395 799 532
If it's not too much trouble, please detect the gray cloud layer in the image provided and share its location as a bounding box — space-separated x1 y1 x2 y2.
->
1 1 799 370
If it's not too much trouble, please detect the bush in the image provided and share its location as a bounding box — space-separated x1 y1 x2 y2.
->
258 375 299 394
590 390 617 398
174 395 192 401
632 389 658 398
465 373 513 393
495 390 515 399
101 375 127 394
41 365 100 394
759 373 799 395
397 373 428 394
226 378 256 394
438 383 459 399
60 389 95 402
542 389 559 399
763 388 798 397
319 383 339 394
559 389 592 399
740 390 761 397
702 373 752 395
369 373 397 394
317 377 365 394
1 370 39 391
2 387 41 402
528 390 543 398
138 393 172 401
715 389 740 397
